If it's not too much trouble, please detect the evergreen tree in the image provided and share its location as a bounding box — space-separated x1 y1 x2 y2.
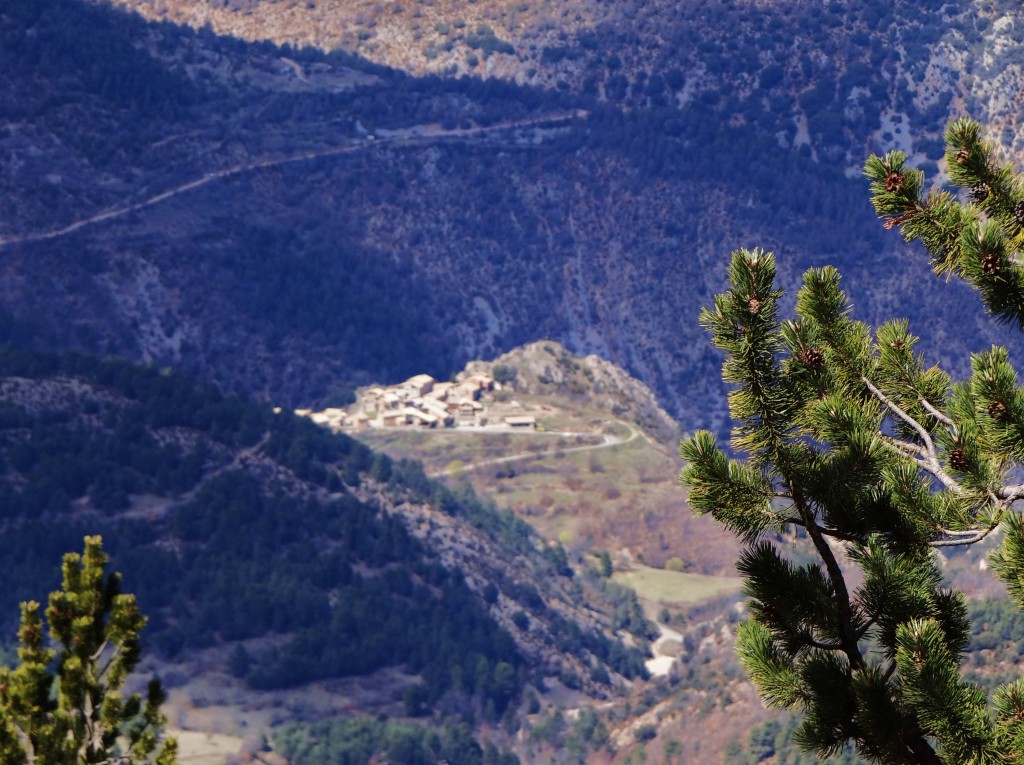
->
681 118 1024 764
0 536 177 764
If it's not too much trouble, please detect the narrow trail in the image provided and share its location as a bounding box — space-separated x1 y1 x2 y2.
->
121 429 272 521
428 422 639 479
0 110 584 249
646 622 684 677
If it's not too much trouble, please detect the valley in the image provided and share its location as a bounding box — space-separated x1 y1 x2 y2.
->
5 0 1024 763
332 341 741 576
0 343 810 765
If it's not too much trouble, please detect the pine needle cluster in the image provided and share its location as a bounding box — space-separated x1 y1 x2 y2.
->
682 119 1024 764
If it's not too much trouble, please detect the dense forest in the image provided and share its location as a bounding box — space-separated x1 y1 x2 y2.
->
275 717 521 765
0 347 647 719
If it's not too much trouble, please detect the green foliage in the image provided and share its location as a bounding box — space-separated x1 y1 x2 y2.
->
492 364 518 385
465 25 515 56
163 468 529 713
682 119 1024 763
275 716 519 765
598 550 613 578
0 537 176 764
726 716 866 765
582 568 654 644
865 118 1024 327
228 645 251 678
529 709 565 748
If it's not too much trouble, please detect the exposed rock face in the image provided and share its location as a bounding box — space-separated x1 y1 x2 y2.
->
4 0 1024 440
103 0 1024 165
464 340 680 446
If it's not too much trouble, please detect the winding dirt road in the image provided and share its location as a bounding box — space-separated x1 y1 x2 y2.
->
428 423 639 479
0 110 585 249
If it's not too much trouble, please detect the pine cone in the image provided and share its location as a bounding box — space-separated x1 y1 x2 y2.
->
981 251 1002 275
799 348 825 369
1014 200 1024 226
988 400 1007 419
970 182 992 204
885 172 906 193
748 295 762 315
955 148 971 165
949 447 968 470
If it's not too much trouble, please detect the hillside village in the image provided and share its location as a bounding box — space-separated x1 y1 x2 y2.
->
296 371 540 432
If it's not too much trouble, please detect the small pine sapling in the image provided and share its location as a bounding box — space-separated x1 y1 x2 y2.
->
0 536 177 764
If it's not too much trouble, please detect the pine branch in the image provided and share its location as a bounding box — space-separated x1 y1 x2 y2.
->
790 483 865 671
928 527 998 547
903 732 944 765
919 398 954 429
863 376 963 494
781 516 863 543
855 616 878 642
89 638 110 664
11 722 34 765
804 635 844 652
997 484 1024 502
878 434 925 459
877 429 1004 547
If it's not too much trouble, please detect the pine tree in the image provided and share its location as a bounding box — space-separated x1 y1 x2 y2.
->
0 536 177 764
681 118 1024 764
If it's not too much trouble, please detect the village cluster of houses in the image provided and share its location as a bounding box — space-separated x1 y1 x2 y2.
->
296 372 538 432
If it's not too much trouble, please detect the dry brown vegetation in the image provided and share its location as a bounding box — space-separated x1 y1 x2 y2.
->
357 342 740 576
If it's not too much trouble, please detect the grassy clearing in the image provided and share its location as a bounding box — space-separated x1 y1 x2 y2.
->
613 565 742 605
169 729 242 765
358 430 551 471
351 401 730 571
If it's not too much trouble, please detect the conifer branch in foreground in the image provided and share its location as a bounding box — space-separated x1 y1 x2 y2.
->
682 118 1024 764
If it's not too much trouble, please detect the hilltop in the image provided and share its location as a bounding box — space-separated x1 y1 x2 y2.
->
319 341 741 575
293 341 771 762
325 342 1024 764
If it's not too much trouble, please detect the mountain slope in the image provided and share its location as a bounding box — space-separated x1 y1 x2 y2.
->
350 340 742 574
0 346 653 760
104 0 1024 168
4 0 1024 436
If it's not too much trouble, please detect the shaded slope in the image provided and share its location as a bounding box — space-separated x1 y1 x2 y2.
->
3 0 1023 436
0 347 649 713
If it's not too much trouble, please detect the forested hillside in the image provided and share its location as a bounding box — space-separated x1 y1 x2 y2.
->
10 1 1024 763
0 346 655 759
3 0 1023 434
